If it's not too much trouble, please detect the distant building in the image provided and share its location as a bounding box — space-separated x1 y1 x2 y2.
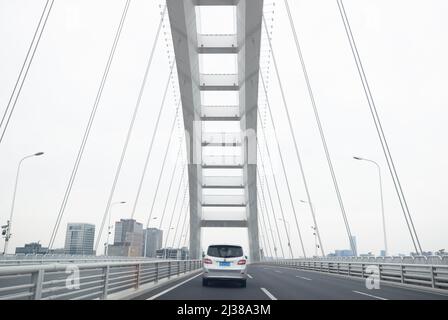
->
330 236 358 257
64 223 95 255
108 219 144 257
143 228 163 258
15 242 48 255
334 249 354 257
156 247 189 260
380 250 387 257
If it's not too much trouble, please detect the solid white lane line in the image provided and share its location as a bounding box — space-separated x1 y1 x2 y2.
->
353 290 388 300
247 274 254 279
296 276 312 281
147 273 203 300
261 288 278 300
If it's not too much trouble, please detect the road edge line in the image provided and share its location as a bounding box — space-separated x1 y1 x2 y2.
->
147 272 204 300
108 269 202 300
353 290 388 300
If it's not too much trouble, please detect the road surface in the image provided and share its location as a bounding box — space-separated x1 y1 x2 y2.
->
134 264 448 300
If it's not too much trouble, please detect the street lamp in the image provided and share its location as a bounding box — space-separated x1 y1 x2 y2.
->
300 199 324 257
353 156 388 256
104 201 126 256
311 226 318 257
2 152 44 255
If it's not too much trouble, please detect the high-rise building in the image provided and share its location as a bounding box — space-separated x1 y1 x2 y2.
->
143 228 163 258
108 219 143 257
64 223 95 255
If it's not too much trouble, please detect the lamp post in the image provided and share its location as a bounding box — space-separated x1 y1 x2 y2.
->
3 152 44 255
300 200 324 257
354 156 388 256
104 201 126 256
311 226 318 257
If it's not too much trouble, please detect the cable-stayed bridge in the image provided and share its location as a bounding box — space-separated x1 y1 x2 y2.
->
0 0 447 300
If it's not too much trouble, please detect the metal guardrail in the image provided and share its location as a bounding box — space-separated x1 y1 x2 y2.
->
266 259 448 290
0 260 202 300
0 257 160 266
262 255 448 265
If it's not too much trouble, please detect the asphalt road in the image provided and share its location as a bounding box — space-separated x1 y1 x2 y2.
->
133 264 448 300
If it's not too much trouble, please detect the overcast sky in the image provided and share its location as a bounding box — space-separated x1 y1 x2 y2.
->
0 0 447 258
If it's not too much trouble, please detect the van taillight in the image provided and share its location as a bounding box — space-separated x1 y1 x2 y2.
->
203 258 213 264
237 259 246 265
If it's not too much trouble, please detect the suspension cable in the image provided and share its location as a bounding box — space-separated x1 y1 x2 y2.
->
336 0 422 254
94 6 167 251
257 102 306 258
143 106 181 229
170 183 189 248
47 0 131 250
257 123 297 259
258 195 274 259
258 216 269 260
162 163 187 248
0 0 55 145
175 200 189 249
285 0 357 256
157 150 182 229
258 192 275 259
257 155 285 258
263 13 357 256
129 10 172 219
257 169 280 259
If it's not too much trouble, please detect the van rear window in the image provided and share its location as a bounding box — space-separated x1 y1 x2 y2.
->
207 245 243 258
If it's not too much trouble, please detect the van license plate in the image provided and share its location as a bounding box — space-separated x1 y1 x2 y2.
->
219 261 231 267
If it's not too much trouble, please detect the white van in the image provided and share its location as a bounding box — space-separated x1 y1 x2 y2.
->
202 244 247 287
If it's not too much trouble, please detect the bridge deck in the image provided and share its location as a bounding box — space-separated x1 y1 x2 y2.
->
134 264 448 300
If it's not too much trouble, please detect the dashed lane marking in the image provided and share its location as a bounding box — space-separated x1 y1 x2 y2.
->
296 276 312 281
261 288 278 300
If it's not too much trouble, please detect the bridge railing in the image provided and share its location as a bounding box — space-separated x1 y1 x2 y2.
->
0 255 161 266
265 259 448 290
270 255 448 265
0 259 202 300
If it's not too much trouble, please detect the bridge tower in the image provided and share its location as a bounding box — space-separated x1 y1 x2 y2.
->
167 0 264 261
